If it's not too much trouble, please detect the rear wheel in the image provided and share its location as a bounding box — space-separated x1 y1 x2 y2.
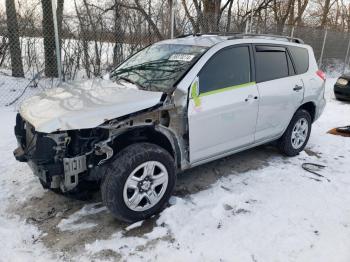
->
101 143 176 223
278 109 312 156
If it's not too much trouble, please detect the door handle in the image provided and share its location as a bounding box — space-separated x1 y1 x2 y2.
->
245 95 259 102
293 85 303 91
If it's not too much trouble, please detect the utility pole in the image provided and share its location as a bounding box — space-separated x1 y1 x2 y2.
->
318 28 328 69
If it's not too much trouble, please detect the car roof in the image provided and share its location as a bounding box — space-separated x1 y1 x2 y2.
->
159 35 230 47
158 34 306 48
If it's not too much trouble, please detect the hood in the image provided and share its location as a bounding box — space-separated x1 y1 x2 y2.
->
19 79 163 133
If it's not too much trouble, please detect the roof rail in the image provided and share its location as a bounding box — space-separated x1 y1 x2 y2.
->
227 33 304 44
176 32 221 38
175 32 304 44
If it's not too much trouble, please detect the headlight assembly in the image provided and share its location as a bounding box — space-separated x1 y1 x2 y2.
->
336 78 349 86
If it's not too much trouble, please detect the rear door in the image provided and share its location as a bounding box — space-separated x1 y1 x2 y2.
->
188 45 259 163
253 45 304 142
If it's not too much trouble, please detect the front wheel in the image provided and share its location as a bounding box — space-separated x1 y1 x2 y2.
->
101 143 176 223
278 109 312 156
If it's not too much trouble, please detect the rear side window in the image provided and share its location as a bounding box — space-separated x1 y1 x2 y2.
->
198 46 251 94
255 46 289 83
288 46 309 74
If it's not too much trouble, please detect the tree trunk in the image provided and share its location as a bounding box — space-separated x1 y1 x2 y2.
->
294 0 309 26
41 0 58 78
202 0 222 32
0 37 9 68
182 0 200 33
226 0 234 32
320 0 331 29
82 0 101 76
113 1 124 66
5 0 24 77
134 0 164 40
74 0 91 78
57 0 64 47
273 0 295 34
193 0 206 32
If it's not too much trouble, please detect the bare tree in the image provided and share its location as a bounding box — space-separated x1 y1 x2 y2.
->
273 0 295 34
113 0 124 66
6 0 24 77
82 0 102 76
41 0 64 78
74 0 91 78
320 0 337 28
0 37 9 68
225 0 234 32
182 0 200 33
57 0 64 47
294 0 309 26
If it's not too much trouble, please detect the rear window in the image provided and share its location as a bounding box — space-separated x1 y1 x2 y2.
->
288 46 309 74
255 46 289 83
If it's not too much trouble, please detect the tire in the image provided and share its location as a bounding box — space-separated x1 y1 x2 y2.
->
335 96 342 101
101 142 176 223
278 109 312 156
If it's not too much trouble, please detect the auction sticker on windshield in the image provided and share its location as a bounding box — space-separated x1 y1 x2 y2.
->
169 54 195 62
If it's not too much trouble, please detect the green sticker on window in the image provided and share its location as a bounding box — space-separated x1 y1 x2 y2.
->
199 82 256 97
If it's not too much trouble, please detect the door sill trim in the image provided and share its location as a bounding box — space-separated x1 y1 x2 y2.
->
188 135 281 169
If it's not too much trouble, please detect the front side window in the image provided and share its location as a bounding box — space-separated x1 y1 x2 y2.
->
198 46 251 94
110 44 207 92
255 46 289 83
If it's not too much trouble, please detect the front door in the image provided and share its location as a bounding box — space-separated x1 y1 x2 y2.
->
188 45 259 163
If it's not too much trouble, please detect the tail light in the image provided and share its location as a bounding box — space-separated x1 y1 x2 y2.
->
316 70 326 81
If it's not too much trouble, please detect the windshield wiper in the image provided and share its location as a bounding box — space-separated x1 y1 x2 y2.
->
112 59 184 76
117 76 146 90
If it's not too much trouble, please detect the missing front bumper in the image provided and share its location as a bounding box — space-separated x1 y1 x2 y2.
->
15 145 88 192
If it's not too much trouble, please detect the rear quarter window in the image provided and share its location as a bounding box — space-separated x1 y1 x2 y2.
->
288 46 309 74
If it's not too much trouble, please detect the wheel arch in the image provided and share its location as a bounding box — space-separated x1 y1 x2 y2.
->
111 126 181 169
298 101 316 122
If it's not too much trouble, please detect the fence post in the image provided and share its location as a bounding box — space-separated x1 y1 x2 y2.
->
343 34 350 74
290 26 295 38
51 0 62 84
318 28 328 69
245 0 250 33
245 21 249 34
170 0 175 39
249 0 254 33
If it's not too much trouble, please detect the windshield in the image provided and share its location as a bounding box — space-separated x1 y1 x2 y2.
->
110 44 207 92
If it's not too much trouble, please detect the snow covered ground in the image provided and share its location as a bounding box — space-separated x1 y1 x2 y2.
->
0 78 350 262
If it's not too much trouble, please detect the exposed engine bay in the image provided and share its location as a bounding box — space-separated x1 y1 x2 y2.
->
13 94 188 193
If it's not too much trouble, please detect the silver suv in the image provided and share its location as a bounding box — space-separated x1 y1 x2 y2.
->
14 34 326 222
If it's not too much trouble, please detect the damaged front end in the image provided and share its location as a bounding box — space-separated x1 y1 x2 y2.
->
13 93 187 193
13 113 113 192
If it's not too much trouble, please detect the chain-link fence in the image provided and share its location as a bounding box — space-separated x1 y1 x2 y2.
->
1 0 349 107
